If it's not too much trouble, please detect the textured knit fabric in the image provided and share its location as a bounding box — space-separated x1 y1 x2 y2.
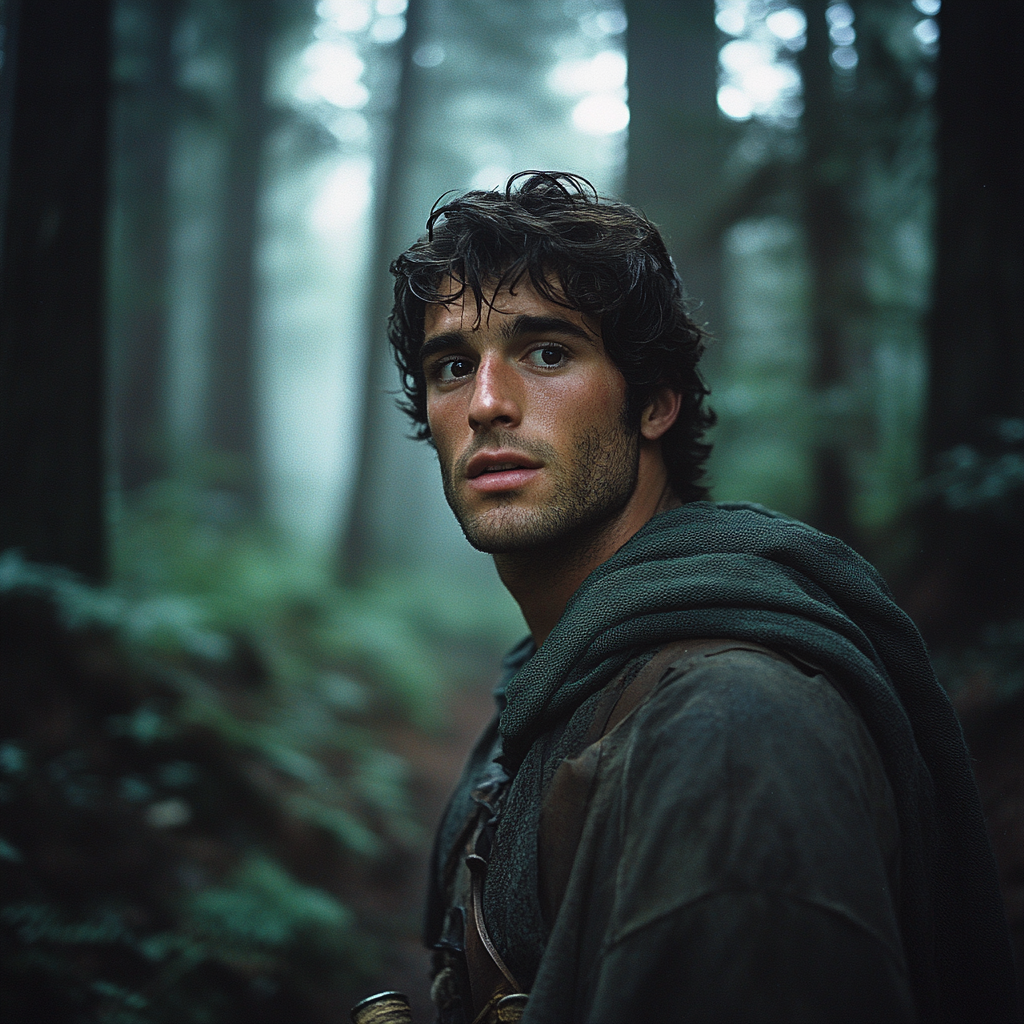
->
427 502 1018 1023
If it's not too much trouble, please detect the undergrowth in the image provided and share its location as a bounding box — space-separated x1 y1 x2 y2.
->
0 483 520 1023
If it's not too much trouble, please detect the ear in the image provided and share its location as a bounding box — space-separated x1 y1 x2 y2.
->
640 387 682 441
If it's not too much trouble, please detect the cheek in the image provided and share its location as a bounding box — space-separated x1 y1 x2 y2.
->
426 395 459 458
534 372 627 432
593 375 629 416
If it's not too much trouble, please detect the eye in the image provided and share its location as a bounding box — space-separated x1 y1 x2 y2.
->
526 345 568 368
435 357 475 383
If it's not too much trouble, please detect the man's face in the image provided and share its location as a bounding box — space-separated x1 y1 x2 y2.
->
421 277 640 554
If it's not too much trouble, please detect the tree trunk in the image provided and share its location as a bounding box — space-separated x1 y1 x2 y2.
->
797 0 863 546
914 0 1024 635
0 0 111 581
110 0 180 494
622 0 727 335
205 0 274 511
339 0 426 581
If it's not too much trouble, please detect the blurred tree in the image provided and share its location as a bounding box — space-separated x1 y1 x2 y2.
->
109 0 182 493
928 0 1024 460
789 0 934 549
623 0 729 336
797 0 863 544
703 1 934 554
915 0 1024 636
341 0 425 583
0 0 18 259
0 0 111 581
109 0 323 516
205 0 276 511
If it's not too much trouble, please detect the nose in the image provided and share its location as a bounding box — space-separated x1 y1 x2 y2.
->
467 354 521 431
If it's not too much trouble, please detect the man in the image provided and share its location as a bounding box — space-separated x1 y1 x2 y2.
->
384 173 1017 1023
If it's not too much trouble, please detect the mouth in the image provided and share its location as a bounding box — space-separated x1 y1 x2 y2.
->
464 450 543 493
465 450 543 479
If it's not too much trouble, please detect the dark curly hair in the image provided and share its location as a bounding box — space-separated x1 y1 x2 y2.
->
388 171 715 502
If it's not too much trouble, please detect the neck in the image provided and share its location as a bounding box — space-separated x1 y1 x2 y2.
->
496 473 680 648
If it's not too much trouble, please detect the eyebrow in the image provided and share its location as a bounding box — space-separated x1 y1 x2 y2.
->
500 314 598 346
419 313 598 367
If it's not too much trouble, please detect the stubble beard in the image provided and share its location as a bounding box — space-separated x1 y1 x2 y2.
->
439 420 641 556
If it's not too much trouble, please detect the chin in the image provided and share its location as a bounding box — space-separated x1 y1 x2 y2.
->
457 502 613 555
455 505 558 553
444 440 640 556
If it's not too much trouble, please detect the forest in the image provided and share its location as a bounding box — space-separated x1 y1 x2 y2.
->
0 0 1021 1020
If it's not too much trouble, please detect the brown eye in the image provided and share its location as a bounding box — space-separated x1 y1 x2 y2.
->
438 357 474 382
528 345 568 368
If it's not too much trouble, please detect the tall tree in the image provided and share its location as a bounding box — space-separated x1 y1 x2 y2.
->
339 0 435 582
109 0 181 493
697 2 933 551
792 0 933 549
0 0 111 581
623 0 728 335
797 0 863 544
205 0 275 510
916 0 1024 634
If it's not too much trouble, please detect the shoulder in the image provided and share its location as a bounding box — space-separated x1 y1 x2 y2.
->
625 639 880 774
604 639 901 944
619 640 896 828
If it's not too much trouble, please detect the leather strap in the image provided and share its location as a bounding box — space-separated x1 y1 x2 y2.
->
461 820 522 1020
468 853 520 986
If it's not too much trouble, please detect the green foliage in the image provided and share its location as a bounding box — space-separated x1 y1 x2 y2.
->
0 484 514 1022
920 419 1024 520
111 478 520 725
183 853 356 964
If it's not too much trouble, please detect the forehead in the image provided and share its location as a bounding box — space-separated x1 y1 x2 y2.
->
422 275 599 340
